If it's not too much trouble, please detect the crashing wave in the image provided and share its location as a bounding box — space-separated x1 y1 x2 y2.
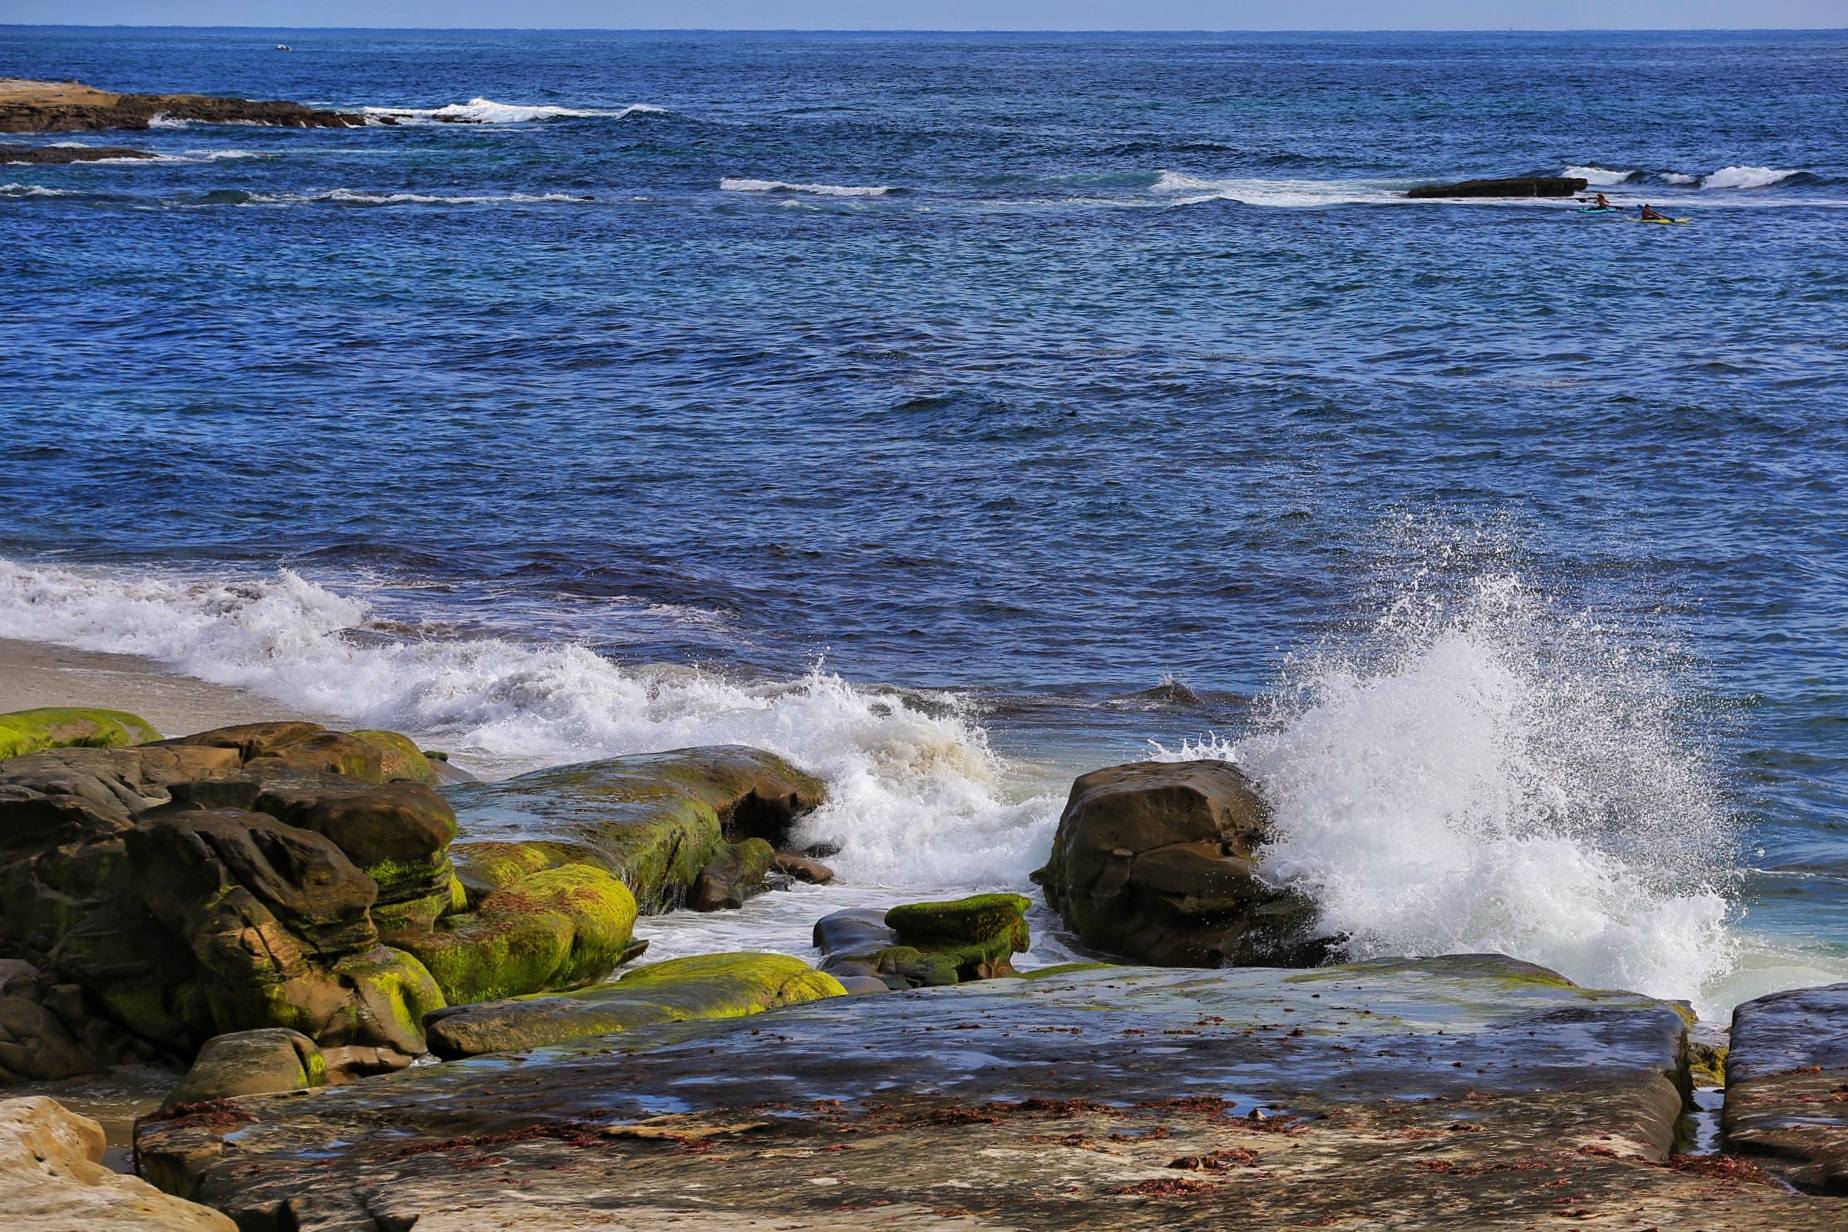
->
719 178 892 197
1562 165 1638 186
1702 165 1798 190
363 99 668 125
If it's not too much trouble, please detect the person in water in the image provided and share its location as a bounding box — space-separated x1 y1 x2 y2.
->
1639 204 1667 221
1594 193 1612 208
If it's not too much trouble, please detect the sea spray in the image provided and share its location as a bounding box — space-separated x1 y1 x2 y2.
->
1158 568 1739 1009
0 557 1060 887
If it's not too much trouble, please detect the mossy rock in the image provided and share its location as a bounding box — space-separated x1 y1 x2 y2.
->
424 951 846 1058
886 893 1032 946
392 865 637 1005
0 707 162 762
350 730 440 786
331 946 446 1055
164 1027 327 1107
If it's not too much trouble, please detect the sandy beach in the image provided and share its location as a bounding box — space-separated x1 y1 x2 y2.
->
0 636 337 740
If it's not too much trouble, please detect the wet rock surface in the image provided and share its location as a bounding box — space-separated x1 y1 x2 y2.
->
133 954 1840 1230
422 951 844 1058
0 78 374 132
1034 759 1328 967
1722 981 1848 1194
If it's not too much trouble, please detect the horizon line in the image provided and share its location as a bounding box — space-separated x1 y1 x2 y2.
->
5 23 1846 34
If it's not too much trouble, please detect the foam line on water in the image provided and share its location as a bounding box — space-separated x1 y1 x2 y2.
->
719 178 892 197
0 557 1059 889
1156 568 1739 1013
363 99 667 124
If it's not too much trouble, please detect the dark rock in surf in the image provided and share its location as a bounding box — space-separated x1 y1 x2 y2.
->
0 144 156 163
1033 759 1330 968
1406 175 1588 199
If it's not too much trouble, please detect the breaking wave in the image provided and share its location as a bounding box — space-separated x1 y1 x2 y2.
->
1156 555 1739 1010
1151 170 1404 207
363 99 667 125
719 178 892 197
0 557 1057 889
1563 164 1638 186
1702 165 1799 190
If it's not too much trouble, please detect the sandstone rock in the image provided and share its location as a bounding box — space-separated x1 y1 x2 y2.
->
135 956 1841 1232
0 707 161 762
690 838 776 911
1 1095 234 1230
812 896 1030 990
164 1028 326 1106
1722 981 1848 1194
1407 175 1589 198
391 864 637 1005
443 746 825 912
1034 759 1328 967
423 951 845 1058
348 730 441 785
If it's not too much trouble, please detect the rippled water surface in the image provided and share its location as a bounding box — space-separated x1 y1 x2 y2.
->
2 28 1844 1016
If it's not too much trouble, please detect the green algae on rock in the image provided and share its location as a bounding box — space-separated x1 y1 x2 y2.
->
441 746 826 913
346 730 440 785
813 894 1033 989
422 950 845 1058
0 707 161 761
391 864 638 1005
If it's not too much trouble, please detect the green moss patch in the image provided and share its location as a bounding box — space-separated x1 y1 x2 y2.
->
0 706 162 761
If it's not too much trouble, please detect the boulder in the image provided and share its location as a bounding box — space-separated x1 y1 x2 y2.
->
1033 759 1328 967
443 746 826 913
137 956 1841 1232
163 1028 326 1106
1722 982 1848 1194
391 864 637 1005
811 896 1030 989
1 1095 235 1231
770 851 834 884
1406 175 1589 198
423 951 846 1058
0 707 161 761
348 730 441 785
690 838 775 911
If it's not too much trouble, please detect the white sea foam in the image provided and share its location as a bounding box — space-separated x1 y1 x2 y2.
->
1702 165 1798 190
720 178 892 197
1662 172 1700 186
364 99 667 125
317 189 584 206
1155 567 1738 1012
1151 170 1404 208
0 557 1058 890
1563 164 1636 186
0 183 76 196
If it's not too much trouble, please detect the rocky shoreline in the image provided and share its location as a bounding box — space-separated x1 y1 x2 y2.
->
0 703 1844 1228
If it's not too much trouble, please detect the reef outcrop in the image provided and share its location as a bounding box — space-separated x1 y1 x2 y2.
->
1407 175 1589 198
1722 981 1848 1194
1 1095 234 1230
816 892 1033 988
1033 759 1329 967
0 78 376 133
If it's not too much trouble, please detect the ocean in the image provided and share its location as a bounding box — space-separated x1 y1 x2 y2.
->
2 26 1844 1021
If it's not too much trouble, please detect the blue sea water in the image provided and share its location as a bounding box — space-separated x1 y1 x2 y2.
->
1 27 1845 1015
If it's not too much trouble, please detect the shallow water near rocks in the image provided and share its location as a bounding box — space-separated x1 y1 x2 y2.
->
1 28 1845 1019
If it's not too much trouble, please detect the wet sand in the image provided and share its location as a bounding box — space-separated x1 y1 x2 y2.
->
0 636 337 740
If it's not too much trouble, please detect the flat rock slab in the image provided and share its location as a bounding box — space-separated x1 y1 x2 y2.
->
0 144 155 163
1724 981 1848 1194
138 955 1839 1230
0 78 372 132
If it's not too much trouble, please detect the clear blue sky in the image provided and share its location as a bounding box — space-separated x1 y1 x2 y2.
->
3 1 1842 29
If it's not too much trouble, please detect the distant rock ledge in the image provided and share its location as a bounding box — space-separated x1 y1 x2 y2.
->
0 77 381 133
0 143 156 163
1407 175 1589 199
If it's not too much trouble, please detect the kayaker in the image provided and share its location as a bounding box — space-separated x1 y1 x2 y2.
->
1594 192 1612 208
1639 204 1667 221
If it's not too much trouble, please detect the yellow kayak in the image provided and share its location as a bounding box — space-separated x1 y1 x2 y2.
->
1633 216 1692 224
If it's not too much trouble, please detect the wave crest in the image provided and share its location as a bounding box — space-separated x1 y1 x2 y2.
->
719 178 892 197
1702 165 1798 190
0 557 1057 888
364 99 667 125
